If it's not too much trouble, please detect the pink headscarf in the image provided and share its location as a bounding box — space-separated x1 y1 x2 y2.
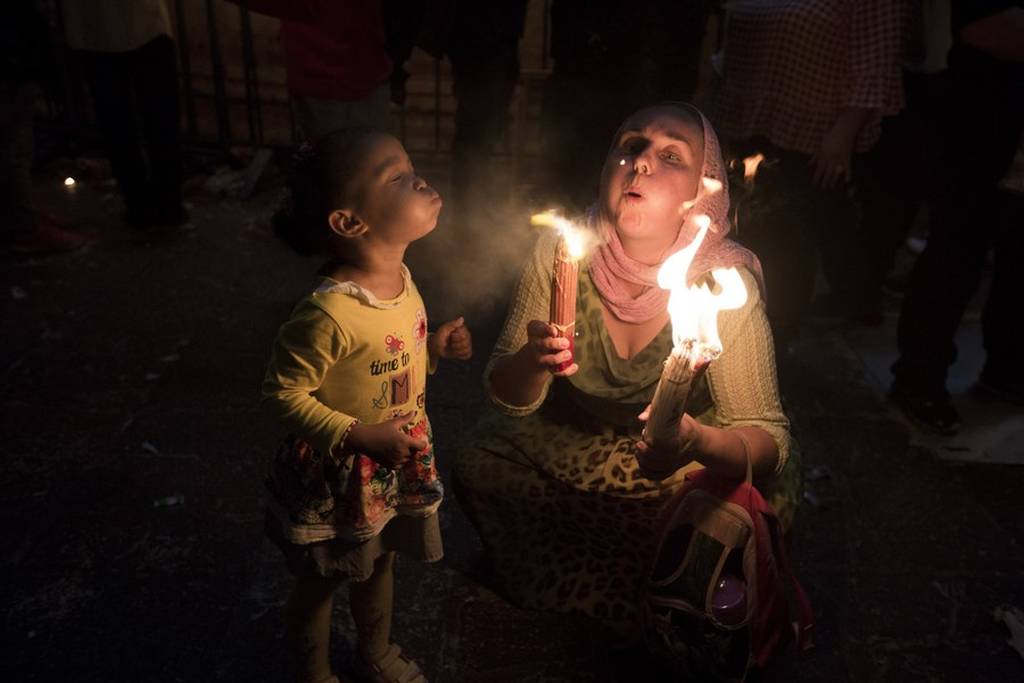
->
588 104 763 324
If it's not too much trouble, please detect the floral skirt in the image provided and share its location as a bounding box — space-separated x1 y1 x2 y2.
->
266 510 442 581
266 422 443 546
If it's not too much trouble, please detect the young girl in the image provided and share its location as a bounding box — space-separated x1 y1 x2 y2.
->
262 128 472 683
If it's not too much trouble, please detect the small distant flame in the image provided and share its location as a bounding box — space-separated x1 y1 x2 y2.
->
531 210 589 261
64 177 76 188
701 177 723 194
742 154 765 183
680 177 722 214
657 213 748 355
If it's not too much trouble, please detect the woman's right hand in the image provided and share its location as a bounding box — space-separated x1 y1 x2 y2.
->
525 320 578 377
343 413 427 469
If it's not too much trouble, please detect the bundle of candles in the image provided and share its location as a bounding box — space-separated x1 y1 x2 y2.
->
640 215 749 478
531 211 589 372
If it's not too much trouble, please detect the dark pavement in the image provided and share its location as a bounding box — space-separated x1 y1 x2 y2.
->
3 156 1023 682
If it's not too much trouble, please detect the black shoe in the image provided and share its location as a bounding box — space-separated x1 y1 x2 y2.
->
890 387 961 435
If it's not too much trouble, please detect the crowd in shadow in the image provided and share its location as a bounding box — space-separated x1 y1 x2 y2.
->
4 2 1022 682
7 1 1020 434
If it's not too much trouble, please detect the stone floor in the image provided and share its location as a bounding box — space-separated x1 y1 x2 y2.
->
2 154 1023 682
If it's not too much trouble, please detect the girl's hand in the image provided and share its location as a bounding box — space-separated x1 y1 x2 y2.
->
344 413 427 469
636 404 703 460
525 319 577 377
428 317 473 361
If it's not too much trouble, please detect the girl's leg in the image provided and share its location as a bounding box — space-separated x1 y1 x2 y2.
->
349 551 395 664
286 574 344 683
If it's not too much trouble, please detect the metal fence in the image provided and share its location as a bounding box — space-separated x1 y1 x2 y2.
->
168 0 552 155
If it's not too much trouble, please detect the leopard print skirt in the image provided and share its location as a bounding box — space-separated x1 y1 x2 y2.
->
452 400 801 634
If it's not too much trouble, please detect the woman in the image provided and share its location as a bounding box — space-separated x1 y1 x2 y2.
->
453 103 801 633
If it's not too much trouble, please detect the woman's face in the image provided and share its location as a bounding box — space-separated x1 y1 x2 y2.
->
599 108 705 248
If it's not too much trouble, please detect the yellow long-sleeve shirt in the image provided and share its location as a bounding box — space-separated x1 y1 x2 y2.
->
262 266 442 543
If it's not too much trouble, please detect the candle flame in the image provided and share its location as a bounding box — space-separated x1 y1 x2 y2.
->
742 154 765 183
657 214 748 354
531 210 588 260
64 176 76 187
701 177 723 194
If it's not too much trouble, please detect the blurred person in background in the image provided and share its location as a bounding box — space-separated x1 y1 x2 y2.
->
890 0 1024 434
62 0 186 230
1 1 84 255
712 0 906 348
236 0 397 141
539 0 714 211
444 0 529 225
858 0 952 309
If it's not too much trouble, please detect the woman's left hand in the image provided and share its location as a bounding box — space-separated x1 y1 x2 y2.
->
636 405 704 459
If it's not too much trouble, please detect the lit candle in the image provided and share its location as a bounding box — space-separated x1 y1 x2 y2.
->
640 215 748 478
531 211 588 372
643 340 720 474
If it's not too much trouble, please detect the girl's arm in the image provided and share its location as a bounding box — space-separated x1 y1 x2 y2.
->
427 317 473 369
261 301 356 459
263 301 428 468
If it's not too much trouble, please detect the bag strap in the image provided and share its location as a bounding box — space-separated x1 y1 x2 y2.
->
733 429 754 487
769 514 815 652
736 428 814 652
790 572 815 652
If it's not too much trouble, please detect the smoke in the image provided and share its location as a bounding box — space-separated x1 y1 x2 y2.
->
405 196 543 333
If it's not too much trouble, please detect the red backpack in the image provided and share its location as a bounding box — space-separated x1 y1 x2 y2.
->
645 462 813 681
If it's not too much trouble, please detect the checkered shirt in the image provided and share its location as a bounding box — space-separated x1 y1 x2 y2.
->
713 0 906 155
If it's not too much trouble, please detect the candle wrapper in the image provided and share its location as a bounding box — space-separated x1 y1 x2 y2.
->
640 341 719 478
549 238 579 373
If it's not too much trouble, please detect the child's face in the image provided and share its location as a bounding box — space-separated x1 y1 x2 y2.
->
599 109 705 246
349 134 442 244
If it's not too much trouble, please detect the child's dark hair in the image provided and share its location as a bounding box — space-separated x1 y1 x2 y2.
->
272 126 382 256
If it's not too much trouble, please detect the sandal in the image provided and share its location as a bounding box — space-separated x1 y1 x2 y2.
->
356 644 427 683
